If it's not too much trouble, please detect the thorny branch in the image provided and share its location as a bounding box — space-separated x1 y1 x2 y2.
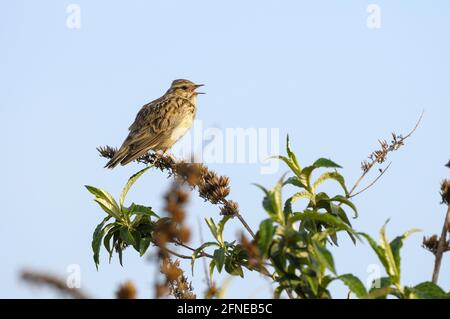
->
347 111 424 198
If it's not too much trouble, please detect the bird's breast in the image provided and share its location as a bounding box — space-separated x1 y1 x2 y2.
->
169 112 195 144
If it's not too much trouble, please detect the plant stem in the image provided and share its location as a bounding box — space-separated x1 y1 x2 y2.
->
236 213 256 239
432 204 450 284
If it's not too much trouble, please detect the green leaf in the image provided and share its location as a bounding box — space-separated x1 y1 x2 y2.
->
299 165 315 189
120 227 136 246
359 232 389 276
86 185 120 217
272 155 302 178
103 224 120 262
370 277 392 290
284 176 308 189
284 191 313 214
286 135 301 174
224 258 244 277
191 242 220 275
130 203 160 219
312 158 342 169
390 228 421 273
217 215 232 247
92 216 111 269
255 175 286 224
119 166 152 209
257 219 275 256
313 171 348 195
338 274 367 298
379 221 400 284
117 240 124 266
289 211 356 235
205 218 218 242
139 237 151 256
209 260 216 278
311 239 336 274
330 195 358 218
408 282 449 299
93 198 121 219
214 248 226 273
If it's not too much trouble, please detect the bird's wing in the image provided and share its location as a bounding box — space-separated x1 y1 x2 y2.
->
118 96 194 164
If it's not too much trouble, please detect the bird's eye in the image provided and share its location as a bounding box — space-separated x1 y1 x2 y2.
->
181 86 188 90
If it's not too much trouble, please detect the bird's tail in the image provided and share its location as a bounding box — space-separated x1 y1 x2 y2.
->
104 146 129 169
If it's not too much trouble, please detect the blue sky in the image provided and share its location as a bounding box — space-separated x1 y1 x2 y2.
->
1 1 449 298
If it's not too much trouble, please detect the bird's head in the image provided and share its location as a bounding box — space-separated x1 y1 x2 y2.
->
167 79 205 99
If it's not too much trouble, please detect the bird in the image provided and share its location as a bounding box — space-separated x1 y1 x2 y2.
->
105 79 204 169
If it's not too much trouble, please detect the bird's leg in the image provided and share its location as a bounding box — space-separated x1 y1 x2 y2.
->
162 148 177 163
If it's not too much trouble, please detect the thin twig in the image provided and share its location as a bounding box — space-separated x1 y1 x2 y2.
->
173 240 214 259
349 162 392 198
197 217 212 288
348 111 423 197
432 204 450 284
20 270 90 299
236 213 256 239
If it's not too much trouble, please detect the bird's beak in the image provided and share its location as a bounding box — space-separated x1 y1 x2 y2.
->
194 84 205 94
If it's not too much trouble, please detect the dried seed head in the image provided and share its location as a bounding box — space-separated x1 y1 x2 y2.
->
441 179 450 205
178 226 191 243
220 200 239 216
155 283 169 298
422 235 439 254
161 259 183 282
116 281 137 299
206 282 219 298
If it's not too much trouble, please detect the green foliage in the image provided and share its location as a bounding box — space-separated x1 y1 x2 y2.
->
86 166 158 268
86 136 448 299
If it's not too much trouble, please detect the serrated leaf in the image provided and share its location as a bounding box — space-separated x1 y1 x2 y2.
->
409 282 449 299
257 219 275 256
191 242 219 275
313 158 342 169
379 220 400 284
139 237 151 256
86 185 120 217
286 135 301 174
205 218 218 242
214 248 226 273
130 203 160 219
217 215 232 247
338 274 367 298
284 191 313 214
255 175 286 224
390 228 421 273
92 216 111 269
120 227 136 246
272 155 302 178
313 171 348 195
289 211 356 236
330 195 358 218
209 260 216 278
359 232 389 276
311 239 336 274
103 224 120 263
119 166 152 209
93 197 121 219
224 258 244 277
283 176 308 189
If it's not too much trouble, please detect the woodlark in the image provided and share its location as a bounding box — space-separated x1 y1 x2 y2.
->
105 79 204 169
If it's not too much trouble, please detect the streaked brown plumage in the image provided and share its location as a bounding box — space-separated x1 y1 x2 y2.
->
105 79 204 169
